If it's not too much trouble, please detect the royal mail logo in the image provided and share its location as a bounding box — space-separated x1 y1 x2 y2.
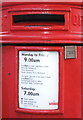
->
49 102 58 105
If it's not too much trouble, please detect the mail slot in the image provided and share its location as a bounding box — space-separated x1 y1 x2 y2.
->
9 11 69 31
11 13 68 30
1 1 82 119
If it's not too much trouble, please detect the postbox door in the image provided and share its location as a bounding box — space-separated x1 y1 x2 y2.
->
16 46 64 114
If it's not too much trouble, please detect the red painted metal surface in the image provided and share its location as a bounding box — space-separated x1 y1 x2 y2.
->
2 46 81 118
1 1 83 119
1 2 83 44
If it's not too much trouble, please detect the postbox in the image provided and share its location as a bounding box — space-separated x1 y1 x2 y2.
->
1 1 83 119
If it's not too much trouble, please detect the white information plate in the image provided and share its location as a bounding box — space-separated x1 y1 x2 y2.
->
19 51 59 110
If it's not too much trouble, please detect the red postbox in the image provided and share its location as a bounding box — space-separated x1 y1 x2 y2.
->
1 1 83 119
